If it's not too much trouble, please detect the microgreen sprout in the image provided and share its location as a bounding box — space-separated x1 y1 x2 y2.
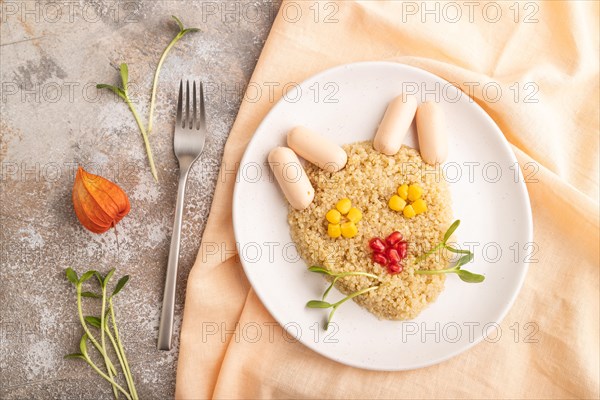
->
306 266 379 329
415 220 471 262
307 266 378 300
415 252 484 283
307 286 379 330
148 16 200 134
64 267 138 400
414 220 485 283
97 16 199 182
97 64 158 182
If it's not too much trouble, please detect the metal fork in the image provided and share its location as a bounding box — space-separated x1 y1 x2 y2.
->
158 80 206 350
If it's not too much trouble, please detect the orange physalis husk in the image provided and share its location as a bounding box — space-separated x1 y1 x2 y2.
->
72 167 131 233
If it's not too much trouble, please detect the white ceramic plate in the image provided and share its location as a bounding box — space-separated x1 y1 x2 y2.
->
232 62 532 371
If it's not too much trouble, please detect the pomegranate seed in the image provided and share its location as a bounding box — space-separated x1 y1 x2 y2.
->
387 248 401 264
372 253 388 266
388 262 401 274
395 241 408 259
368 237 386 253
386 231 403 246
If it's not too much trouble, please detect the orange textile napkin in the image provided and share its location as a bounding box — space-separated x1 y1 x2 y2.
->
176 1 599 398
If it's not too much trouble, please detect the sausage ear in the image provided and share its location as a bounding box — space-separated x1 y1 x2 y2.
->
287 126 348 173
416 102 447 165
373 95 417 156
268 146 315 210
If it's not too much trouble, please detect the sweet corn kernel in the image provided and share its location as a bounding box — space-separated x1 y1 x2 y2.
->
327 224 341 238
397 184 409 200
340 221 358 238
412 198 427 214
346 207 362 223
336 198 352 214
407 184 423 201
388 195 407 211
403 204 416 218
326 209 341 224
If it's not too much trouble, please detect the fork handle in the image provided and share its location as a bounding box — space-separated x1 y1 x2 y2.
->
158 168 190 350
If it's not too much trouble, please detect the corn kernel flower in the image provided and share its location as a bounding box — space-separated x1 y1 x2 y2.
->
326 198 362 238
388 183 427 218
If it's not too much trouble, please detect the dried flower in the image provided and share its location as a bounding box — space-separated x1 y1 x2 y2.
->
72 167 130 233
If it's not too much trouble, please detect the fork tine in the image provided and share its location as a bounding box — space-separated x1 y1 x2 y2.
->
198 82 205 131
176 80 183 127
185 80 190 129
192 81 197 130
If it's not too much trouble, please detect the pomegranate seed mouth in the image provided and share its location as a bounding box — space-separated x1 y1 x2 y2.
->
369 232 409 275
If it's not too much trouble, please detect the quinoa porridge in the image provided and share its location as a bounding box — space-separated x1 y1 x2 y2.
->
288 141 452 320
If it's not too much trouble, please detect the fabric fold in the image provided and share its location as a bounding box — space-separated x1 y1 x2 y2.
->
176 1 599 398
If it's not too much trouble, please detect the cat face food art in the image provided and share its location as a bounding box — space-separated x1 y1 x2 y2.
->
267 96 483 329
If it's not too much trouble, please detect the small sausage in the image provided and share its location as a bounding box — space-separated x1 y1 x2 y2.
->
416 101 447 165
268 147 315 210
373 95 418 155
287 126 347 172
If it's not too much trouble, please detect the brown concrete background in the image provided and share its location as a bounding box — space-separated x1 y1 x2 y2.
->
0 1 281 398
